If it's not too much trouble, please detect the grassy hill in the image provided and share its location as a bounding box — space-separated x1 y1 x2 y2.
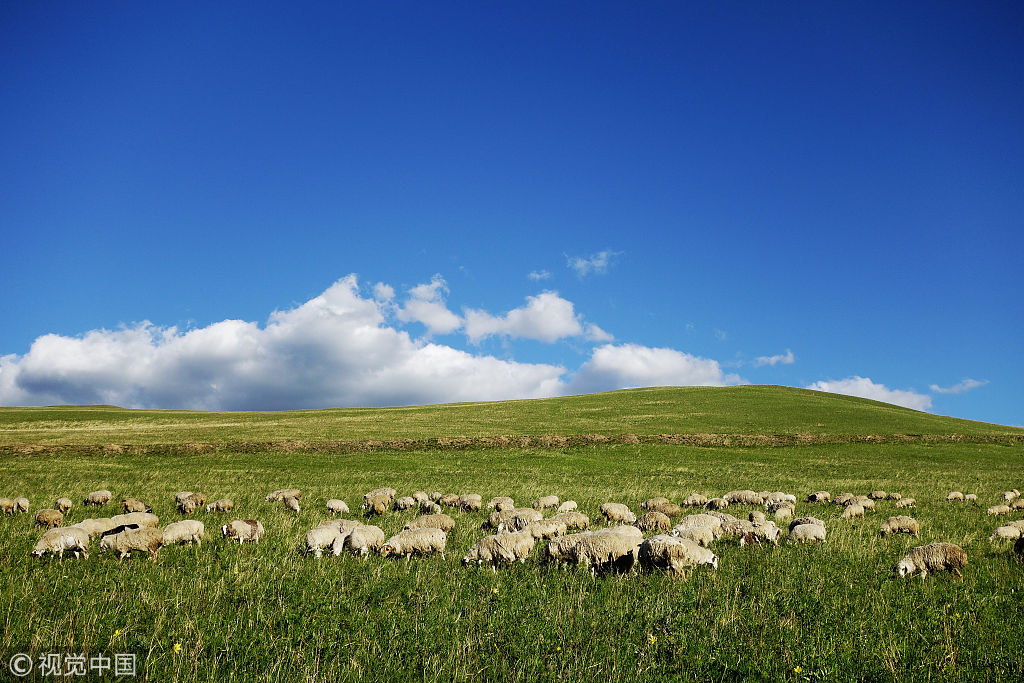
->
0 385 1020 446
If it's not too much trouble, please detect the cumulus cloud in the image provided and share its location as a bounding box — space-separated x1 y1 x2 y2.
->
395 275 462 336
567 250 618 277
0 276 568 410
568 343 743 394
527 270 551 281
805 376 932 411
929 378 989 395
753 349 795 367
463 291 611 344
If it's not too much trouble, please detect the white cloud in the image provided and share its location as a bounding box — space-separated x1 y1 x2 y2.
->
714 329 728 342
568 343 743 394
567 250 618 277
463 291 609 344
0 276 567 410
805 376 932 411
929 378 989 395
584 323 614 342
395 275 462 336
527 270 551 281
753 349 795 367
372 282 394 302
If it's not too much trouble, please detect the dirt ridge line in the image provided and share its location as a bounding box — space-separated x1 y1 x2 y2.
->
2 432 1023 456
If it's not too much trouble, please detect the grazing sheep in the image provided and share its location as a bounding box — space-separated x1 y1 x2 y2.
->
706 511 739 524
498 508 544 533
879 516 921 537
316 519 363 551
568 529 642 573
895 542 967 579
380 528 447 559
31 527 90 559
362 495 390 516
543 532 591 567
673 514 724 536
887 492 903 501
121 498 150 513
789 524 827 543
639 535 718 576
773 506 794 522
523 518 568 540
266 488 302 502
438 494 461 508
600 502 636 525
841 504 865 519
428 492 443 502
1000 490 1020 503
749 511 766 523
0 497 15 514
532 495 560 511
652 502 683 518
178 493 207 514
100 527 164 560
344 525 386 556
834 493 857 507
325 499 349 514
305 526 343 558
868 491 887 500
946 491 964 502
855 496 876 510
55 498 73 514
411 491 430 503
206 499 234 513
282 496 301 513
72 518 119 538
482 508 516 530
719 519 755 539
420 500 442 514
682 494 708 507
393 496 417 511
404 513 456 533
635 511 672 534
739 522 782 547
34 509 63 528
987 505 1011 516
487 496 515 511
641 497 671 511
174 491 194 505
724 490 763 506
551 511 590 530
895 498 917 509
672 525 715 547
222 519 265 543
989 525 1023 542
807 491 831 503
788 517 826 533
85 490 112 506
557 501 578 513
458 494 483 512
162 520 204 546
364 488 397 502
705 497 729 511
463 532 536 569
111 512 159 528
763 492 789 505
964 494 978 503
1011 498 1024 511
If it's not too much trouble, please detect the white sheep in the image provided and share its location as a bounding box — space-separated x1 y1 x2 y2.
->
222 519 265 543
1000 489 1020 503
879 516 920 537
989 525 1023 542
306 526 343 558
35 509 63 528
162 520 205 546
362 495 390 516
641 497 671 510
600 502 636 525
886 492 903 501
55 498 73 514
739 522 782 547
411 491 430 503
557 501 578 513
834 493 857 506
266 488 302 502
705 497 729 511
749 511 766 523
462 532 537 569
111 512 159 528
404 513 456 533
283 496 301 513
550 511 590 530
324 499 349 514
100 527 164 560
344 525 386 556
420 500 442 515
946 491 964 502
895 542 967 579
724 490 763 506
806 491 831 503
497 508 543 533
652 502 683 518
487 496 515 511
364 487 397 502
987 505 1011 516
31 527 90 559
788 517 825 532
0 497 14 514
458 494 483 512
895 498 917 509
85 490 112 506
964 494 978 502
682 494 708 507
380 528 447 559
206 499 234 513
868 490 887 500
634 511 672 534
841 504 865 519
72 518 119 538
522 518 567 540
438 493 461 507
855 496 876 510
639 534 718 575
393 496 417 511
121 497 150 513
542 532 591 567
788 524 826 543
567 528 642 573
672 525 714 547
532 495 560 510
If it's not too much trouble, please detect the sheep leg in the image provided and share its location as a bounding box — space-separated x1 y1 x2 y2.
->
953 568 963 580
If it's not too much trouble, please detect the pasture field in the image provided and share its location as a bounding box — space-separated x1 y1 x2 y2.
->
1 387 1022 682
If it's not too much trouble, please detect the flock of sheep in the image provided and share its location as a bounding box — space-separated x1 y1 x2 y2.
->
4 484 1023 579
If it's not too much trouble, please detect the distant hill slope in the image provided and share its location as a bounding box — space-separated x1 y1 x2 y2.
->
0 386 1020 447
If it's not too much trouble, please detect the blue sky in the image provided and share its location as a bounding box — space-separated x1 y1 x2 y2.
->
1 2 1021 424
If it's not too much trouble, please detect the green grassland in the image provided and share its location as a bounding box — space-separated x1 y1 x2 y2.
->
1 387 1022 682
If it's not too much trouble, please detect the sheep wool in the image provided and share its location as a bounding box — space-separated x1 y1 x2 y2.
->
788 517 825 533
411 491 430 503
739 522 782 547
652 503 683 518
72 518 120 538
222 520 265 543
567 529 642 573
487 496 515 511
600 503 636 525
206 499 234 513
705 497 729 511
532 496 560 510
641 497 671 511
868 491 887 500
13 497 29 513
946 492 964 502
635 511 672 534
325 499 350 514
100 527 164 560
121 498 150 513
438 494 461 508
283 496 301 513
55 498 73 514
964 494 978 502
895 498 917 509
989 525 1023 542
879 516 920 537
111 512 159 528
724 490 763 506
498 508 544 532
522 518 568 540
639 535 718 576
404 513 456 533
381 528 447 559
895 542 967 579
363 495 390 516
163 520 205 546
306 526 343 558
788 524 827 543
463 532 536 568
550 511 590 530
34 509 63 528
987 505 1011 516
841 504 865 519
344 525 386 556
31 527 90 559
749 511 766 523
672 525 714 547
420 500 442 514
886 492 903 501
458 494 483 512
0 498 14 514
806 491 831 503
266 488 302 502
557 501 578 513
85 490 112 506
682 494 708 507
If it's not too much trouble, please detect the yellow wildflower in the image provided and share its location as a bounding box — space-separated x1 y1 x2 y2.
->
173 643 182 654
794 666 802 674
